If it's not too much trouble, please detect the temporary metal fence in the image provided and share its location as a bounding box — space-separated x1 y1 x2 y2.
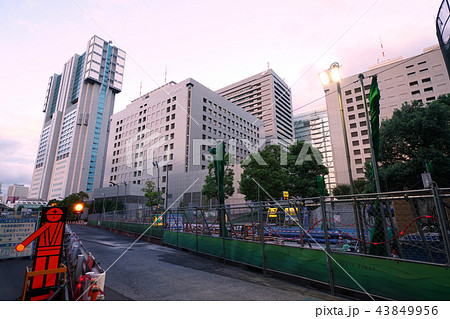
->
89 187 450 266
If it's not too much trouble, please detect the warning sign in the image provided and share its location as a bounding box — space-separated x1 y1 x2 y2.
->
0 218 37 259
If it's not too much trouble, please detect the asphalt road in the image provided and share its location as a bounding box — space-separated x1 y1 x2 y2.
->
69 225 344 301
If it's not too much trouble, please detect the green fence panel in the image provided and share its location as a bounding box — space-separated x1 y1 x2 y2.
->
93 226 450 300
265 244 330 283
331 252 450 300
163 230 177 245
197 235 223 257
224 239 263 268
178 233 197 251
88 220 164 238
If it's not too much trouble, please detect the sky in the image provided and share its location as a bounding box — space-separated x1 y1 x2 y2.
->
0 0 444 195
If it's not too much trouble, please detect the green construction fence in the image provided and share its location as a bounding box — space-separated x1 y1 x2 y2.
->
88 220 450 300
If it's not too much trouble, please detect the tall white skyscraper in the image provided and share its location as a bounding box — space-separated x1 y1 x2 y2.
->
29 36 126 200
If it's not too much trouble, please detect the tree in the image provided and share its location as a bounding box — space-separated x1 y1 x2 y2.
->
332 179 366 196
239 142 328 201
202 154 235 203
375 96 450 190
48 192 90 220
89 200 124 214
286 141 329 197
333 184 351 196
239 144 288 201
141 180 159 208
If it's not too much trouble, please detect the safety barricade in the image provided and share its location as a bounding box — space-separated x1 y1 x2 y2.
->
65 225 105 301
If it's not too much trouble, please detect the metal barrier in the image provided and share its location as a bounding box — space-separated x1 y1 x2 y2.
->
89 188 450 265
65 225 106 301
88 188 450 299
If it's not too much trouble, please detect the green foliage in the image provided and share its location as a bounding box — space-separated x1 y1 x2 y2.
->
376 96 450 190
286 141 329 197
332 184 351 196
239 144 287 201
332 179 366 196
141 180 160 208
239 141 328 201
48 192 90 220
89 199 124 214
202 154 235 202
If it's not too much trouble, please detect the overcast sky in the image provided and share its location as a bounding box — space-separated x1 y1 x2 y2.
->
0 0 444 195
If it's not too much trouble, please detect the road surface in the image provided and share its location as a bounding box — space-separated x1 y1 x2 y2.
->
69 225 344 301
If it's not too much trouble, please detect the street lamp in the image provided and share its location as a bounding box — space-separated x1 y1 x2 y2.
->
121 181 127 213
109 181 119 213
319 62 354 195
153 161 160 207
101 192 105 214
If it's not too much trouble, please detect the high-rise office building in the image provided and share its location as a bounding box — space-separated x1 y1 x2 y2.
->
98 78 264 208
217 69 294 146
29 36 126 200
324 45 450 185
6 184 29 204
293 109 336 194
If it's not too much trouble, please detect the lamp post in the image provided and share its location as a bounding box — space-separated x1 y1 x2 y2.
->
319 62 354 195
109 181 119 214
102 192 105 214
153 161 160 207
320 63 364 253
121 181 127 213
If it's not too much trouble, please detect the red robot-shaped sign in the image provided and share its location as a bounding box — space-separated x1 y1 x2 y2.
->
16 206 67 300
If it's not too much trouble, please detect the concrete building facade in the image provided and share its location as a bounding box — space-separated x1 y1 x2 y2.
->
324 45 450 185
217 69 294 146
293 109 336 194
29 36 126 200
98 78 264 209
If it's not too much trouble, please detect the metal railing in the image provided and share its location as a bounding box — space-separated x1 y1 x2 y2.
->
89 187 450 266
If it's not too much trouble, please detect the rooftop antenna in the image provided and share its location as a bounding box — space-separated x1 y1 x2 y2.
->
139 81 142 96
379 36 386 60
267 61 270 70
165 65 167 84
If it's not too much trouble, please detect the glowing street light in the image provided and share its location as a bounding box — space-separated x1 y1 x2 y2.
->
319 62 354 195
